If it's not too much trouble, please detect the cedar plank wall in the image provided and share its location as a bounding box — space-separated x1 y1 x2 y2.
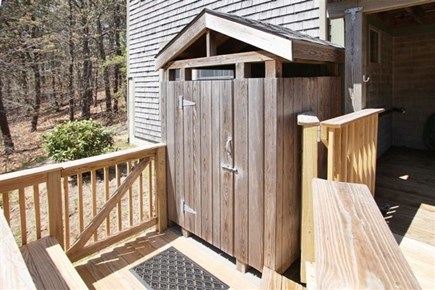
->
128 0 322 143
365 15 435 152
366 17 393 157
393 31 435 149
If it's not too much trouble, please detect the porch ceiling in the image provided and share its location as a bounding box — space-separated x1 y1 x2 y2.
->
376 2 435 28
155 9 344 70
327 0 435 19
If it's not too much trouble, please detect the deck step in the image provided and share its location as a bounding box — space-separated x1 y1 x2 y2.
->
21 237 87 290
260 266 305 290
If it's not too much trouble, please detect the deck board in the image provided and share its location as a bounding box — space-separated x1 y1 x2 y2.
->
75 228 261 289
375 147 435 289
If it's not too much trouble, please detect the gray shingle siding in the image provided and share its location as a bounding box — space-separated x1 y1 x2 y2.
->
128 0 322 143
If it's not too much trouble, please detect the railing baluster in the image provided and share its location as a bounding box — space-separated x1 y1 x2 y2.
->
19 188 27 246
148 159 153 218
139 170 144 221
104 166 110 237
128 161 133 227
91 170 97 241
78 173 84 233
2 192 10 225
63 176 70 249
116 164 122 231
33 184 41 240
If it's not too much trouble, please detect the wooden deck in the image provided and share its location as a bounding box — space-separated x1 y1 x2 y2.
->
375 147 435 289
74 227 261 289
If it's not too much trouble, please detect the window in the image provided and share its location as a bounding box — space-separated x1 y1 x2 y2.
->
369 28 381 64
194 68 234 80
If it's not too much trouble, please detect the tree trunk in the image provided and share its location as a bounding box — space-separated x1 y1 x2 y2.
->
30 56 41 132
68 0 75 121
53 74 60 112
0 75 14 153
113 2 122 113
81 11 92 120
94 65 98 107
97 15 112 112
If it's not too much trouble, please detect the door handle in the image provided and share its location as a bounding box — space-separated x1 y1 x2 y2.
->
225 137 232 158
221 164 238 174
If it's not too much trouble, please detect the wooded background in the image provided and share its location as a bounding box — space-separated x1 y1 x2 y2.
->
0 0 126 153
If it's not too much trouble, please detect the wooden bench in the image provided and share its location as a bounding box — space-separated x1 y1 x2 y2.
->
21 237 87 290
311 178 421 289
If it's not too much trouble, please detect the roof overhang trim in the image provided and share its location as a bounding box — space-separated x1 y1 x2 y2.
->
155 9 344 70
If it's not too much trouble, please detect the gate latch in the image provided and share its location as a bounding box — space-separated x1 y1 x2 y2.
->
181 200 197 215
178 95 196 109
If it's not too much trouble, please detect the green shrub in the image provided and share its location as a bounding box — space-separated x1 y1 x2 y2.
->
42 120 114 162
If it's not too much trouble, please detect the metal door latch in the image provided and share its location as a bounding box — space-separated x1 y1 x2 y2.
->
181 200 197 215
178 95 196 109
221 164 238 174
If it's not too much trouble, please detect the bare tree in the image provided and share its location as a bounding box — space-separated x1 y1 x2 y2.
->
0 75 14 153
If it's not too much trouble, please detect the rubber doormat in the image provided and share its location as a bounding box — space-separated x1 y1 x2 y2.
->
131 247 229 290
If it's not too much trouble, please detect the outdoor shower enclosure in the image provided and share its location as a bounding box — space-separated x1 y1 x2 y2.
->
156 9 344 273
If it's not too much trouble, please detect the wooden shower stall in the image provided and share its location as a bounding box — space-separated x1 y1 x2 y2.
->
156 9 344 273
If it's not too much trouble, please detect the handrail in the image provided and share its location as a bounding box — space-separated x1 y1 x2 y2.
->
320 108 384 128
0 144 167 262
311 178 420 289
320 108 383 193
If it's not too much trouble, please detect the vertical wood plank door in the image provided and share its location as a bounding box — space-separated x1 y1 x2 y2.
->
171 80 234 255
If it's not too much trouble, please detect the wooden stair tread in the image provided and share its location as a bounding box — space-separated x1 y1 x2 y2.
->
21 236 87 290
260 267 305 290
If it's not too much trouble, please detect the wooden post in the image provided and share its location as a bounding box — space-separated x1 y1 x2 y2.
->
344 7 365 113
235 62 251 79
156 146 167 232
206 30 216 57
297 112 320 283
180 68 192 81
236 260 249 273
46 169 64 248
265 60 282 78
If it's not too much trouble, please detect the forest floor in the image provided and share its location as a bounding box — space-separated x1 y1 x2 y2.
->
0 94 130 174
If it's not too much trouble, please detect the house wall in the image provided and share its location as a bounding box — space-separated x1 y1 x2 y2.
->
366 17 393 157
128 0 323 143
392 30 435 150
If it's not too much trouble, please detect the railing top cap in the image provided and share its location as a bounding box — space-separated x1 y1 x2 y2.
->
321 108 384 128
0 143 166 181
298 111 320 126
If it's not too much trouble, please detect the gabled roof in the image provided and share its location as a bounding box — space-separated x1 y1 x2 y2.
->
155 9 344 70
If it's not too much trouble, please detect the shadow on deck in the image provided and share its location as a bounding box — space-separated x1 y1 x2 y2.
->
75 226 262 289
375 146 435 289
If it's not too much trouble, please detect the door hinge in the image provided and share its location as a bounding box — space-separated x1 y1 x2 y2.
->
178 95 196 109
221 163 238 174
181 200 197 215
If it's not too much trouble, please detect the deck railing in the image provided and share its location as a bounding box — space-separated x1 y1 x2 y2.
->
0 144 166 262
320 108 384 193
298 108 383 283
